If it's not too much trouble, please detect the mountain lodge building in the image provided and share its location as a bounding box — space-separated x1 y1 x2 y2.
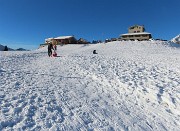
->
120 25 152 41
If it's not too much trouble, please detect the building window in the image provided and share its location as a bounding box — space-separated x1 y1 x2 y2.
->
136 35 140 37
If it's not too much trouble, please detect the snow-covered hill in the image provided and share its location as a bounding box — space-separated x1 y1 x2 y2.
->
16 48 29 51
0 44 28 51
0 41 180 130
171 34 180 44
0 44 14 51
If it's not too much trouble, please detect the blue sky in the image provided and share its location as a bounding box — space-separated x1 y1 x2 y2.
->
0 0 179 50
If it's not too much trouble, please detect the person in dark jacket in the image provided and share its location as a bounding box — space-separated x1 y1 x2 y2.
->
93 50 98 54
48 42 54 57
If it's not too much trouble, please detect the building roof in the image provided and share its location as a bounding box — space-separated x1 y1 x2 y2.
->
45 37 53 41
129 25 144 29
121 32 151 36
54 36 74 40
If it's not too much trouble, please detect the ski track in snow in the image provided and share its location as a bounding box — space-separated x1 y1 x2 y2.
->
0 41 180 131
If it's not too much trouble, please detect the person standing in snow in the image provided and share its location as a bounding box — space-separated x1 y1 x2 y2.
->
93 50 98 54
48 42 54 57
53 44 57 51
52 44 57 57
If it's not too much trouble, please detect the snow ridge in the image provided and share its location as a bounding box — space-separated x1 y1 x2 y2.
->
171 34 180 44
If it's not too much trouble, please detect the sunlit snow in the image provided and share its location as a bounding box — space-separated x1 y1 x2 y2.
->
0 41 180 130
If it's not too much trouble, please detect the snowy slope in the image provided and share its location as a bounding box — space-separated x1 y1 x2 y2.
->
0 41 180 131
171 34 180 44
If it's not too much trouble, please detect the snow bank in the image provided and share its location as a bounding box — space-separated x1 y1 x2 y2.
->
0 41 180 130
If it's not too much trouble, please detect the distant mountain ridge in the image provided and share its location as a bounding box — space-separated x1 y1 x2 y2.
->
0 44 5 51
0 44 13 51
171 34 180 44
0 44 28 51
16 48 29 51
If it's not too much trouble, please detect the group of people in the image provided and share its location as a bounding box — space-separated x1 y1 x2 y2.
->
48 42 57 57
48 43 98 57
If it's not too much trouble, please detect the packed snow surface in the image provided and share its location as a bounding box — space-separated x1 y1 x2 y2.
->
0 41 180 131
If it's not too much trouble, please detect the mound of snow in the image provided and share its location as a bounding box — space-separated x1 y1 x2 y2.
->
171 34 180 44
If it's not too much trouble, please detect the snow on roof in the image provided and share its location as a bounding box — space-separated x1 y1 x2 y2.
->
54 36 74 39
45 36 74 41
121 32 151 36
45 37 54 41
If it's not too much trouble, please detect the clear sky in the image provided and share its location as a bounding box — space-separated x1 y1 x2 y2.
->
0 0 179 50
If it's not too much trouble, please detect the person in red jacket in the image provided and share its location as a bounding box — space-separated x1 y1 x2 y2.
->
52 44 57 57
